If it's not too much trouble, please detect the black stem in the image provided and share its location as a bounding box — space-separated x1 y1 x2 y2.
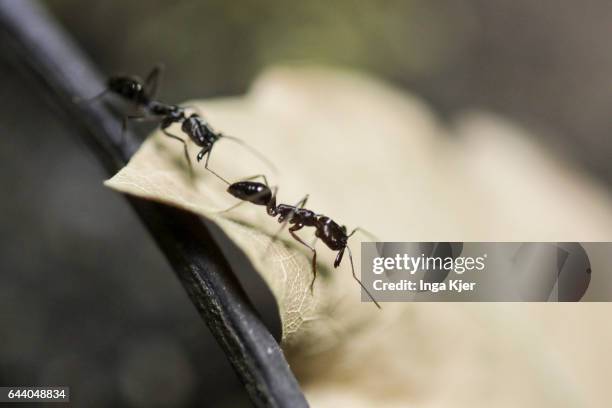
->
0 1 308 407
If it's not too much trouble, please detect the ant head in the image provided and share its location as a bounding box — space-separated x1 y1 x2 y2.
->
341 225 350 245
227 181 272 206
107 76 144 100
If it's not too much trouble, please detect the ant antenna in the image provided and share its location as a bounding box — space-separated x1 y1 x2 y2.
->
219 134 278 174
347 245 381 309
206 167 230 186
197 147 231 185
348 227 379 241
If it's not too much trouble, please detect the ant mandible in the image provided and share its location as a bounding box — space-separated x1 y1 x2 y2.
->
224 176 381 309
80 65 275 182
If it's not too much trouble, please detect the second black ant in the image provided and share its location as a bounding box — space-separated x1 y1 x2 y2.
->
224 176 381 309
80 65 275 182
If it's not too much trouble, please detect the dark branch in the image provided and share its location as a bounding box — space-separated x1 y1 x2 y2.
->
0 1 307 407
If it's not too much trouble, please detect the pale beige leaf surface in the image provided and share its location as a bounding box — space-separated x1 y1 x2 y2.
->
106 66 612 407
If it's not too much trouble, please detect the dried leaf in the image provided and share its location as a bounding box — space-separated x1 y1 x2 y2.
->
106 66 612 406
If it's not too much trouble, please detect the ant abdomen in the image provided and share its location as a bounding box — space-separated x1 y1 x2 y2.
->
107 76 148 105
227 181 272 205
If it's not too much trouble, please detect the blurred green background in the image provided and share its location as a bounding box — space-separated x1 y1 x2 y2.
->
1 0 611 407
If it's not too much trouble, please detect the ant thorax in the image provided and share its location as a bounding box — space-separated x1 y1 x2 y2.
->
181 114 218 147
275 205 316 225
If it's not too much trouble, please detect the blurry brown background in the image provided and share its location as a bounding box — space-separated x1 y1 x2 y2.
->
0 0 611 407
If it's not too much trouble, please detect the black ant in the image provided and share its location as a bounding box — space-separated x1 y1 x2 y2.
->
80 65 275 182
224 176 381 309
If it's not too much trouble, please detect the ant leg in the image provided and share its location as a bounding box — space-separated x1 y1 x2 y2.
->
265 194 309 254
119 112 160 146
288 225 318 294
144 63 164 100
219 134 278 174
345 246 381 309
162 128 193 177
310 236 318 248
74 89 108 104
231 174 270 186
197 146 230 185
121 114 144 146
217 200 248 214
308 237 319 291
